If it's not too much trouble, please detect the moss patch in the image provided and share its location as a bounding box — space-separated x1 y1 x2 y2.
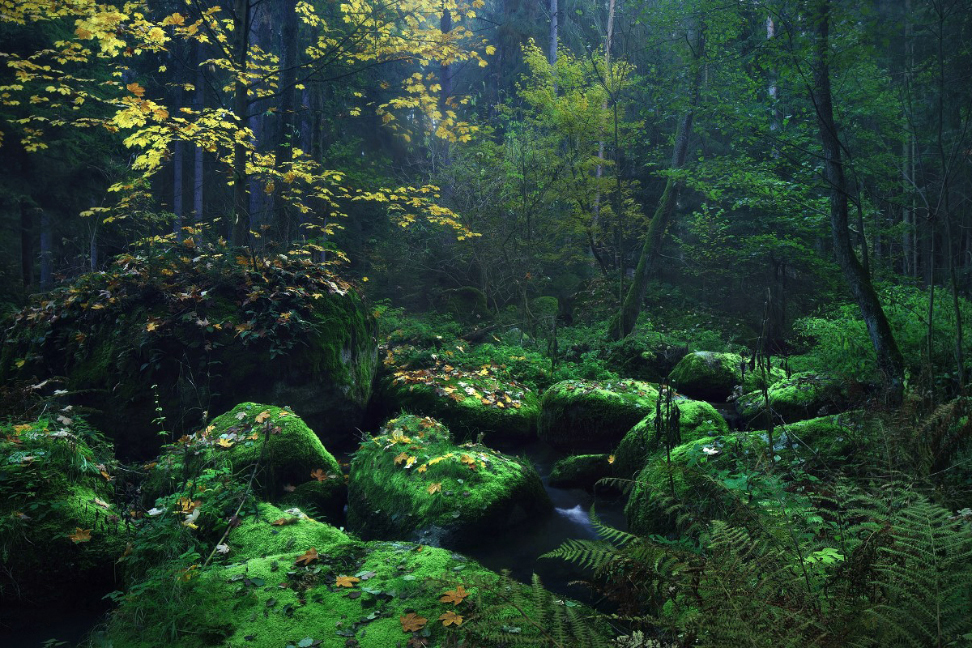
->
613 397 729 480
538 379 659 453
0 417 126 603
347 415 550 549
736 372 849 427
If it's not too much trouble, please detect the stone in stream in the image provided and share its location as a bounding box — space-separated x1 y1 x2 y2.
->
538 379 659 454
667 351 786 401
347 415 551 550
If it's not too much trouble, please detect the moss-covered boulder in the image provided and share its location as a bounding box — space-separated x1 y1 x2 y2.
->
667 351 785 401
604 334 689 382
0 248 377 458
378 359 540 442
347 415 550 549
146 403 346 522
736 372 848 426
548 454 613 491
612 397 729 480
625 414 868 536
0 416 125 603
538 379 658 453
103 501 609 648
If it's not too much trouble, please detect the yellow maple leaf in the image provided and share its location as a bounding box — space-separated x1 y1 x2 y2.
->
394 451 409 465
438 610 463 626
68 527 92 543
216 438 234 449
608 455 616 464
417 464 427 473
427 482 442 495
255 410 271 423
295 547 319 566
334 575 360 588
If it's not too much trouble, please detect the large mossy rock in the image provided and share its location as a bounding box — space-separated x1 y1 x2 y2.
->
624 413 868 536
736 372 848 427
612 397 729 480
0 249 377 458
0 416 125 603
347 415 550 549
538 379 658 453
377 358 540 443
146 403 346 521
667 351 785 401
102 501 609 648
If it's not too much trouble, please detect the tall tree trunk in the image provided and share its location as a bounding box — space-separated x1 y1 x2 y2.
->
590 0 616 243
193 43 204 224
173 139 184 240
548 0 558 66
901 0 914 277
230 0 251 247
273 0 298 245
39 209 52 290
20 200 33 289
609 19 703 341
811 0 904 401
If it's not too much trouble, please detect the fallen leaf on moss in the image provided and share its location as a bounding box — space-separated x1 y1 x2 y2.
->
439 585 469 605
217 438 234 448
427 482 442 495
400 612 427 632
295 547 319 566
310 468 329 482
255 410 271 423
608 455 616 464
272 517 298 526
438 610 463 626
417 464 427 473
68 527 92 543
334 575 360 588
394 452 409 465
235 411 247 421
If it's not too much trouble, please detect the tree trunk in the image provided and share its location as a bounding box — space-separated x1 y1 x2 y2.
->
230 0 251 247
173 139 184 240
609 19 703 341
20 200 33 289
273 0 299 245
193 43 205 224
811 0 904 401
590 0 616 244
39 208 52 289
548 0 558 66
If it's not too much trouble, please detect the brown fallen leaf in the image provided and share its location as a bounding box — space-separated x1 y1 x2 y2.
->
68 527 92 543
295 547 319 566
255 410 271 424
334 575 360 588
400 612 427 633
272 517 298 526
438 610 463 627
439 585 469 605
310 468 329 482
427 482 442 495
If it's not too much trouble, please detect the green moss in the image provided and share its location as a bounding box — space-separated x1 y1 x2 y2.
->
0 417 125 602
736 372 848 426
667 351 786 401
347 415 550 548
538 379 659 453
548 454 613 490
613 398 729 480
379 366 540 442
145 403 344 514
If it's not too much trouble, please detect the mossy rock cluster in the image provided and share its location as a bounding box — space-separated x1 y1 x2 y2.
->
0 416 126 603
667 351 786 401
377 355 540 442
347 415 551 549
145 403 346 522
103 505 608 647
538 379 658 453
624 414 868 537
0 247 377 458
603 334 690 382
548 454 613 491
736 371 849 426
612 397 729 480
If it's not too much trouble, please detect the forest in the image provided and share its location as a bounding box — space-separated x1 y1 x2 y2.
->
1 0 972 646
